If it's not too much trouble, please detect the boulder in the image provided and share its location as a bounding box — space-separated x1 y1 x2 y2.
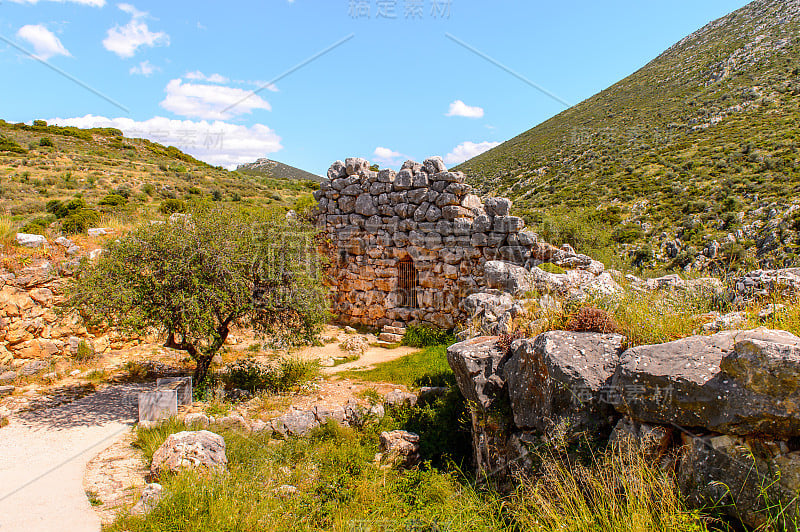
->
271 408 319 437
423 156 447 174
15 233 47 248
378 430 421 468
503 332 625 432
447 337 508 411
612 329 800 438
183 413 210 428
150 430 228 478
484 261 533 296
384 390 418 409
462 291 514 319
677 434 800 529
130 483 163 516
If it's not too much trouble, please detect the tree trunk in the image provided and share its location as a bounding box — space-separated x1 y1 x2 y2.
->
193 354 215 384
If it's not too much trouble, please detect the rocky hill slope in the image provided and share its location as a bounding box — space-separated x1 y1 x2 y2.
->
457 0 800 272
236 158 323 183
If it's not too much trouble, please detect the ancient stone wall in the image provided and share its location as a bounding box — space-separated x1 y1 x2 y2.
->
314 156 601 329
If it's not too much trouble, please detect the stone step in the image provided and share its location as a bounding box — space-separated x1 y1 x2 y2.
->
378 332 403 344
376 341 395 349
382 326 406 336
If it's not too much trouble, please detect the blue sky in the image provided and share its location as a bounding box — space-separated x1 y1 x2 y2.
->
0 0 751 175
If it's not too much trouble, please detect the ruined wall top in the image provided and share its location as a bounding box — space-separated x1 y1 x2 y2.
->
313 156 520 226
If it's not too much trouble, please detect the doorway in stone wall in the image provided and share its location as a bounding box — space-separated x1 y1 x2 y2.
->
398 257 420 309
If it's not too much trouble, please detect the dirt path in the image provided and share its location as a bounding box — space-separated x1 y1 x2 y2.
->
0 383 149 532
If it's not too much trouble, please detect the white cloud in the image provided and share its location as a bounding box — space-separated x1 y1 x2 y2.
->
8 0 104 6
103 3 169 58
185 71 229 84
16 25 70 60
49 114 283 168
444 141 500 166
129 60 156 76
373 146 403 165
446 100 484 119
160 78 271 120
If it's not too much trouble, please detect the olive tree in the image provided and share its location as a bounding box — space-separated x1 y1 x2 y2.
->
64 206 329 383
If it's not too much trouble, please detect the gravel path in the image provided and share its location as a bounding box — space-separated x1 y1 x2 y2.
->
0 383 150 532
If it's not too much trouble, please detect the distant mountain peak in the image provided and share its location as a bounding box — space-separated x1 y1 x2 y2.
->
236 158 322 183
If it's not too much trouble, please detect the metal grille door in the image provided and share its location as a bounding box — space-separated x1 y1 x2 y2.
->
398 259 420 309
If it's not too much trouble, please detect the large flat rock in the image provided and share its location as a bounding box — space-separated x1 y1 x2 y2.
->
612 328 800 438
504 331 625 432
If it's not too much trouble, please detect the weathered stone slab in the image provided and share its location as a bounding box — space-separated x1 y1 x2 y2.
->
504 332 625 432
611 328 800 438
157 377 193 406
138 390 178 423
447 337 508 411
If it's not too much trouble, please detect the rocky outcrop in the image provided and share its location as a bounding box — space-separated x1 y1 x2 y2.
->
150 430 228 478
448 327 800 528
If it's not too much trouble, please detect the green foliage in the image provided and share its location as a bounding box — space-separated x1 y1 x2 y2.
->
20 215 54 235
98 194 128 208
222 357 319 393
74 340 95 361
63 205 329 382
116 417 714 531
538 262 566 274
38 137 54 147
385 387 472 468
292 195 317 219
47 197 87 219
401 325 455 348
0 136 26 154
159 199 186 215
61 209 100 234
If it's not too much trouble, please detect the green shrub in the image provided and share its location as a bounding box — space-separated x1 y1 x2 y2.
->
401 325 455 348
61 209 100 234
20 215 54 235
47 198 88 219
0 136 26 154
538 262 566 274
98 194 128 208
159 199 186 215
39 137 54 147
222 357 319 393
74 340 95 361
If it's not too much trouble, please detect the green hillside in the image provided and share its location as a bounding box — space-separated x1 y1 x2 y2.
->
236 158 323 183
0 120 318 237
457 0 800 272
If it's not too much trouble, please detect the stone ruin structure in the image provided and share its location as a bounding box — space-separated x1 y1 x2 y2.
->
314 156 611 330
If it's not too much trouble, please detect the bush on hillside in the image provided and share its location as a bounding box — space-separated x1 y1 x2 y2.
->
61 209 100 234
98 194 128 208
159 199 186 215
